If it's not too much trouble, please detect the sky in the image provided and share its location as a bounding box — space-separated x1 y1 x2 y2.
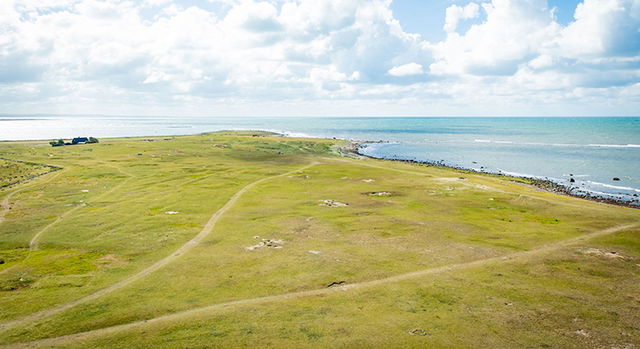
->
0 0 639 117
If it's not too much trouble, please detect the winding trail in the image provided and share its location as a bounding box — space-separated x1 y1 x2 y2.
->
0 170 65 277
0 163 317 333
29 165 133 251
0 193 19 227
2 165 131 275
6 222 639 348
0 170 64 227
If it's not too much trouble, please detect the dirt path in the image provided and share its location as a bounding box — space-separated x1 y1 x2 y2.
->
0 170 64 227
29 165 133 251
7 222 638 348
0 170 66 277
3 165 132 274
0 163 317 333
0 193 18 227
0 192 21 227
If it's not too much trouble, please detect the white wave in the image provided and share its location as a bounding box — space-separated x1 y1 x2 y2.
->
472 139 640 149
283 131 316 138
573 188 638 202
496 169 542 179
532 143 573 147
587 144 640 148
562 174 590 178
585 181 640 193
254 128 317 138
574 189 621 197
369 140 400 145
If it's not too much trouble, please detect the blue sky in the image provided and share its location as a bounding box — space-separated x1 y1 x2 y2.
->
0 0 638 116
391 0 583 41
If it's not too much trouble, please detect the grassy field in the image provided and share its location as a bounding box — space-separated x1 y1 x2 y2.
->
0 158 57 189
0 131 638 348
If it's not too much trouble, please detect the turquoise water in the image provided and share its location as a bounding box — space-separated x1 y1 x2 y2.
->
1 116 638 204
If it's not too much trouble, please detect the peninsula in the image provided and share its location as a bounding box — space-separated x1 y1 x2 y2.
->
0 131 638 348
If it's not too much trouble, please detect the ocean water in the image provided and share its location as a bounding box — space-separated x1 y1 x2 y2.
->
1 115 638 204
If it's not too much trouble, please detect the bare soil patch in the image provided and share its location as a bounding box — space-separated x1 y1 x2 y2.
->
319 200 348 207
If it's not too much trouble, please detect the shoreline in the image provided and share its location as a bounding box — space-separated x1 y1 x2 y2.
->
338 140 639 209
2 129 638 209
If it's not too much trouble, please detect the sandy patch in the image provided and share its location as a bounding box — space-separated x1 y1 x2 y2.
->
245 239 285 251
575 329 590 337
436 177 465 182
581 248 628 260
319 200 348 207
408 329 429 336
94 254 125 268
287 175 310 179
364 191 392 197
471 183 494 191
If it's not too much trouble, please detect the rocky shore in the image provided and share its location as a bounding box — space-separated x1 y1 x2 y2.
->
339 140 639 209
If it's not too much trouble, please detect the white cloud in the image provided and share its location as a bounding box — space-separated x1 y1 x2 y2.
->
551 0 640 58
430 0 561 76
0 0 638 116
388 62 424 76
444 2 480 33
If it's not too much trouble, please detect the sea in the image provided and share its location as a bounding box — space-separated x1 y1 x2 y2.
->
1 115 639 205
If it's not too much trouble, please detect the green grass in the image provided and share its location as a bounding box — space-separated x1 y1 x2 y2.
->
0 131 638 348
0 158 55 188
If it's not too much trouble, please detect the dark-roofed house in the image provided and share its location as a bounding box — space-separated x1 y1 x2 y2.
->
50 137 98 147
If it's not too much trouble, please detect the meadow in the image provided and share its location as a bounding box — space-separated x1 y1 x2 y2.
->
0 131 638 348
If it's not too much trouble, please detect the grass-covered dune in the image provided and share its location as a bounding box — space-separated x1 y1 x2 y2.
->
0 131 638 348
